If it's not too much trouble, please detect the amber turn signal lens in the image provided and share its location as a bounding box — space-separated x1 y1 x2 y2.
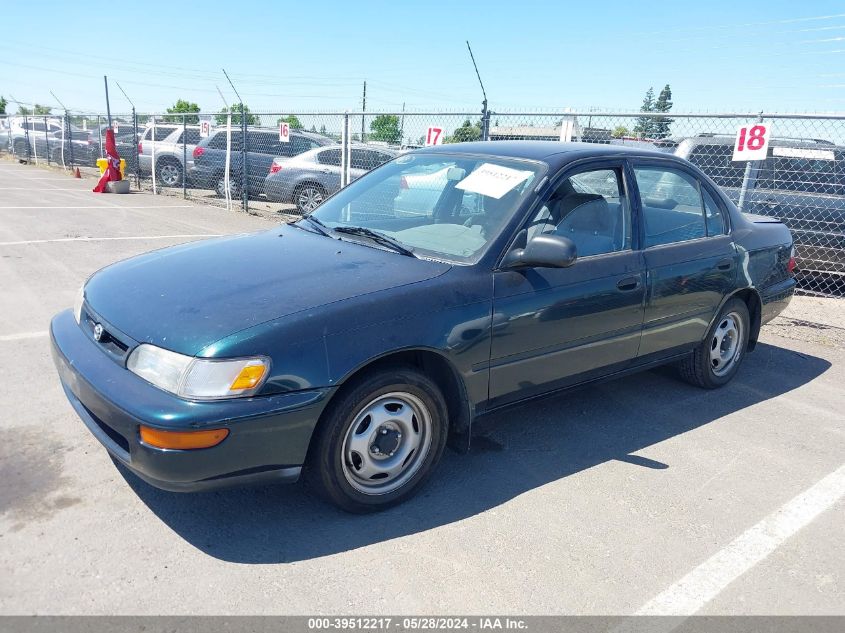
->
139 425 229 450
229 364 267 391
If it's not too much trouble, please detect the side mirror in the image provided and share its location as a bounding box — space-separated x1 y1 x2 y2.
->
502 234 577 270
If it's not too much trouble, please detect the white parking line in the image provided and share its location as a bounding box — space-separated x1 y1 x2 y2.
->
0 234 222 246
0 331 48 342
636 463 845 615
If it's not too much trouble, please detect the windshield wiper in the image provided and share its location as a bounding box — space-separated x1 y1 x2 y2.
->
333 226 416 258
292 214 332 237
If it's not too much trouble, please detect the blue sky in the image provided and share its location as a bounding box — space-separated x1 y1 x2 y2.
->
2 0 844 115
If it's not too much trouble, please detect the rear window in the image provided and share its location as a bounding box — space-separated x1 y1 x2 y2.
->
207 131 242 151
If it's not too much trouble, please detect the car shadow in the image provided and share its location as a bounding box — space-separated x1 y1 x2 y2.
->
118 342 830 563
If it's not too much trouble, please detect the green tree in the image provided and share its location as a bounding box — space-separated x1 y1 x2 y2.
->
633 87 655 138
369 114 401 143
215 104 258 126
319 124 326 135
17 103 52 116
0 96 7 115
447 118 482 143
277 114 303 130
310 125 317 132
611 125 630 138
164 99 201 124
653 84 674 139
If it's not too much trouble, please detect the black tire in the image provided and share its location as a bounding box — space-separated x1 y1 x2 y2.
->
307 366 449 513
156 159 183 188
294 183 326 214
679 298 750 389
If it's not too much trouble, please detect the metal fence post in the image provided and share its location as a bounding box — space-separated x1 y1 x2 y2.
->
182 113 187 198
151 115 157 195
132 108 139 189
341 112 349 189
44 115 50 165
22 113 31 163
66 112 74 167
240 104 248 212
482 107 491 141
97 114 103 158
737 113 764 212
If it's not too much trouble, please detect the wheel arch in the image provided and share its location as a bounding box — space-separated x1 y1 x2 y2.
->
716 288 763 352
314 347 472 455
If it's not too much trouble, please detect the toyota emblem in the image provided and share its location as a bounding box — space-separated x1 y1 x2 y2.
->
93 323 104 341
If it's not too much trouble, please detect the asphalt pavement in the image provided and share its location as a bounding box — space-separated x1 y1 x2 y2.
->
0 159 842 615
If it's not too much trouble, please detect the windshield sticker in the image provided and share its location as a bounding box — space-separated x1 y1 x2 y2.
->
772 147 835 161
455 163 533 199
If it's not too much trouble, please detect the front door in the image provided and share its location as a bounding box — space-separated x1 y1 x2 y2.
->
489 161 645 407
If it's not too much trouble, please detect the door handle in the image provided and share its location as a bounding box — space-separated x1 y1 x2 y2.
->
763 198 778 207
716 258 734 271
616 277 641 292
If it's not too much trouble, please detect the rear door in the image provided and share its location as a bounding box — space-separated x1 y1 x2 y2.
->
632 160 736 358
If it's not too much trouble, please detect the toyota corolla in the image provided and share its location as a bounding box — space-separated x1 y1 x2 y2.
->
51 141 796 512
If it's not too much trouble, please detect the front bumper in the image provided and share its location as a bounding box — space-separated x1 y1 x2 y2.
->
50 309 333 492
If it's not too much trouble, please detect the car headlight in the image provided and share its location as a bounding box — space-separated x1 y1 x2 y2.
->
73 285 85 324
126 344 270 399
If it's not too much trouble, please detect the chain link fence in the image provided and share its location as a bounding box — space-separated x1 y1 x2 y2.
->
2 109 843 297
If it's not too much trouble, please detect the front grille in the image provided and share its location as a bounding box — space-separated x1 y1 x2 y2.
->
80 305 135 364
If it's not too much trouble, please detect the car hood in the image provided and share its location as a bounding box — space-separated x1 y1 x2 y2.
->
84 226 451 355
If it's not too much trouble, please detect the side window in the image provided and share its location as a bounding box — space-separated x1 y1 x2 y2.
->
154 127 173 141
318 149 342 166
184 129 201 145
526 167 631 257
350 149 369 170
634 166 707 247
173 132 184 145
703 188 726 236
31 122 46 133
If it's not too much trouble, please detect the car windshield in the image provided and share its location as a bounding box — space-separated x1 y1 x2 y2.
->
308 152 544 263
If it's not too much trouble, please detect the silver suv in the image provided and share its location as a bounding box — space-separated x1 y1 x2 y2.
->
138 125 202 187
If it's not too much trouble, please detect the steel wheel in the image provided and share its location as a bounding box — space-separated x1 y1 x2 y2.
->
297 186 324 213
341 391 433 495
158 162 181 187
710 311 743 376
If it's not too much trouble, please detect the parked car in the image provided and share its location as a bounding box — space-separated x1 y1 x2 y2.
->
675 135 845 276
51 141 795 512
190 127 334 198
7 117 98 165
264 145 397 212
137 124 202 187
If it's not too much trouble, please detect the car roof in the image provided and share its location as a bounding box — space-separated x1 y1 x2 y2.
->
417 140 673 164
